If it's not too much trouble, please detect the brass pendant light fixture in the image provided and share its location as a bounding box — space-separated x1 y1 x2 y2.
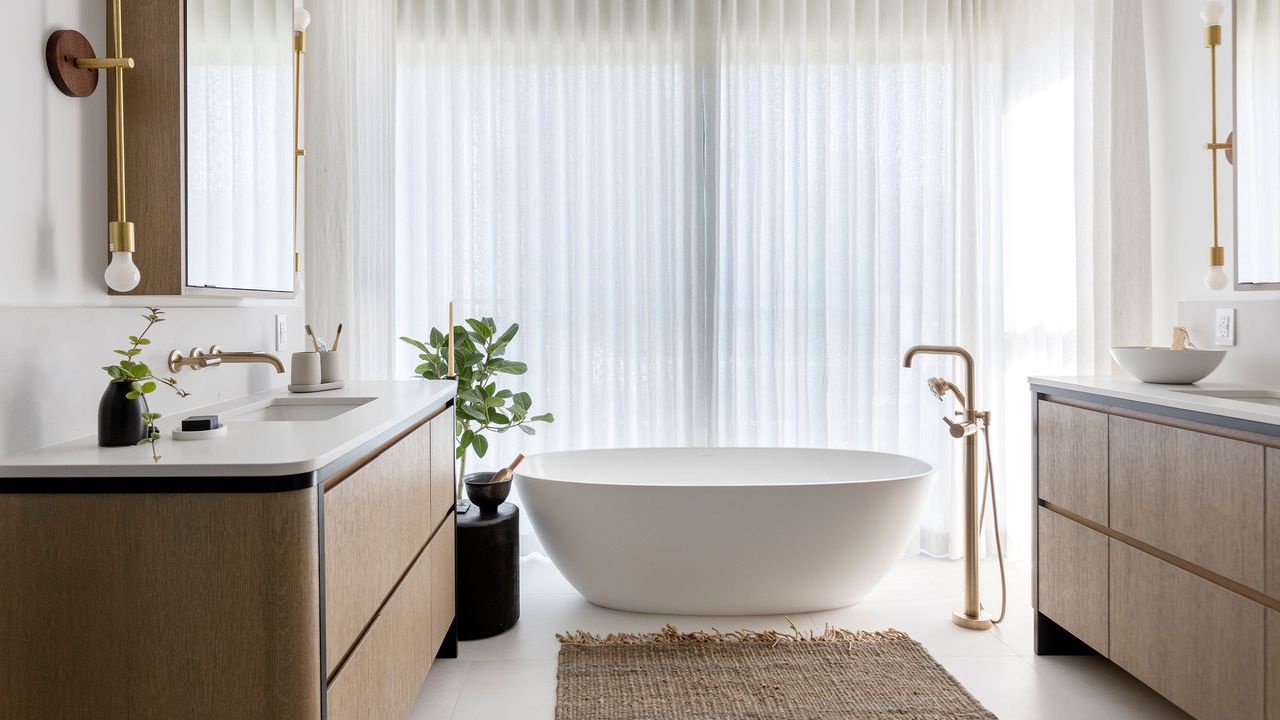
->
46 0 140 292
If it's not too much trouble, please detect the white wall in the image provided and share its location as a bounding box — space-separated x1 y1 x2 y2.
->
1145 0 1280 352
0 0 304 457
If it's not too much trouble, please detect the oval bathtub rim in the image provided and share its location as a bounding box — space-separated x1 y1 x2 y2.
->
512 446 936 489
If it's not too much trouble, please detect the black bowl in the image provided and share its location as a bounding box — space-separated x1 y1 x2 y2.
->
464 471 512 511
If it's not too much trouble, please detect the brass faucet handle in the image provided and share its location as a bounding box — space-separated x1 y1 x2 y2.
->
943 416 978 439
167 347 222 373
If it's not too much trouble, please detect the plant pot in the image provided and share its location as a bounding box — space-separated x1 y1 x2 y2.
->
464 471 512 512
98 381 145 447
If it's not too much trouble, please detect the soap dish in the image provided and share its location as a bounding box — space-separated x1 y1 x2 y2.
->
172 425 229 441
288 380 346 393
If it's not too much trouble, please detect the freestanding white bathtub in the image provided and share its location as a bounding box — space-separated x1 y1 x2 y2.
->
516 448 935 615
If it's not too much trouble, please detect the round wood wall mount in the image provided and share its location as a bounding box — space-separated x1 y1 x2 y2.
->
46 30 99 98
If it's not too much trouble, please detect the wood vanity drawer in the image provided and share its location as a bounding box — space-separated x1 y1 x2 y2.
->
1109 415 1265 590
1110 540 1265 720
1037 401 1108 525
430 406 456 519
1036 507 1108 654
1268 450 1280 600
327 524 448 720
324 419 435 676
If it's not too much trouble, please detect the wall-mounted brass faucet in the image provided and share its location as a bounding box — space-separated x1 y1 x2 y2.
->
168 346 285 374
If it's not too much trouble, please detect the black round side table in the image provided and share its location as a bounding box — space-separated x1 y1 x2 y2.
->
456 501 520 640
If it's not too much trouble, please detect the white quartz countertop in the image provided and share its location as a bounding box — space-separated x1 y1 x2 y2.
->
0 380 455 479
1030 375 1280 428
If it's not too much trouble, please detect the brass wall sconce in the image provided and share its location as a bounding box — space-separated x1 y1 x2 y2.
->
294 3 311 290
1202 1 1234 291
45 0 141 292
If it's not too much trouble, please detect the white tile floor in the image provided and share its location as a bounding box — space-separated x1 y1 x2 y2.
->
410 554 1190 720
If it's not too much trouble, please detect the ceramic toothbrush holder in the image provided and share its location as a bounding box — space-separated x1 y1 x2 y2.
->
319 351 343 384
291 352 322 386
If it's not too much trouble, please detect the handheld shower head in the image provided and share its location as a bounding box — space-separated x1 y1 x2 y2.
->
927 377 968 409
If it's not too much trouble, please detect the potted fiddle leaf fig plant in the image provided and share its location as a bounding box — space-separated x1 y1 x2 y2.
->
401 317 553 490
100 307 190 461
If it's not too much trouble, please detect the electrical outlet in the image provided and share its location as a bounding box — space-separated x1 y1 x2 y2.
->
1215 308 1235 346
275 314 289 351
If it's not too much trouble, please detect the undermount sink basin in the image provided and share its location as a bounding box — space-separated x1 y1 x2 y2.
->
1172 388 1280 407
1110 346 1226 385
225 397 375 422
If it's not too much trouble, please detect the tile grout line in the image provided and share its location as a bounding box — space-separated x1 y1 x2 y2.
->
443 659 473 720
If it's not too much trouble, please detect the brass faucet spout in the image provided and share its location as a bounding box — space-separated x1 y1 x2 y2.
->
902 344 975 415
168 346 286 374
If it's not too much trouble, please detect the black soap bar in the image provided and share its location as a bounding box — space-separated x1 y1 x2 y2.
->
181 415 220 432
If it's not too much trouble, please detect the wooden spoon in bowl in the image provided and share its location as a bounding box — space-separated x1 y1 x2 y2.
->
488 453 525 484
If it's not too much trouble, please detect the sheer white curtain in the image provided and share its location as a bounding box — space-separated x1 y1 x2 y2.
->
378 0 1149 560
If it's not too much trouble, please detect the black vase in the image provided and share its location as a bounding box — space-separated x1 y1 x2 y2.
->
98 381 145 447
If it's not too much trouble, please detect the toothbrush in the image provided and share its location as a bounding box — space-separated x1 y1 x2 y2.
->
304 324 318 352
332 323 344 351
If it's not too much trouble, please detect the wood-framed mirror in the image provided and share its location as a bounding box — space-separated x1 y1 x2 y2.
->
108 0 296 297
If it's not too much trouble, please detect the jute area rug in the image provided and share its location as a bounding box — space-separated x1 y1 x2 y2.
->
555 624 998 720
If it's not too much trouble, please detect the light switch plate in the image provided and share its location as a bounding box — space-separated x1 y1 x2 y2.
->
1214 307 1235 346
275 314 288 351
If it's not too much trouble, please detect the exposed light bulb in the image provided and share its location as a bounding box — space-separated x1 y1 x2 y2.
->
1204 265 1229 291
294 7 311 32
1201 1 1224 26
104 251 141 292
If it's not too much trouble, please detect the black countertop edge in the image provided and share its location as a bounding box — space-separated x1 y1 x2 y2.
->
0 399 453 494
1031 383 1280 439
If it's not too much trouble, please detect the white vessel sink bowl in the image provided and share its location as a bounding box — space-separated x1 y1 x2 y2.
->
1172 388 1280 407
1110 347 1226 385
225 397 375 422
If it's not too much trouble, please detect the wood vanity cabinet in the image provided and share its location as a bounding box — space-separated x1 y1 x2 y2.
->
1033 390 1279 720
0 400 457 720
324 405 458 719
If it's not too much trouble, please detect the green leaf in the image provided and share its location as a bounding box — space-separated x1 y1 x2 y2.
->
400 336 430 354
135 337 151 345
150 432 161 440
472 435 489 457
429 328 445 347
489 411 510 424
459 404 488 423
126 391 140 400
497 323 519 345
114 349 131 357
455 445 467 459
519 425 536 435
531 413 555 423
493 360 528 375
136 438 151 446
141 381 157 393
513 392 532 410
466 318 492 338
133 363 150 377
